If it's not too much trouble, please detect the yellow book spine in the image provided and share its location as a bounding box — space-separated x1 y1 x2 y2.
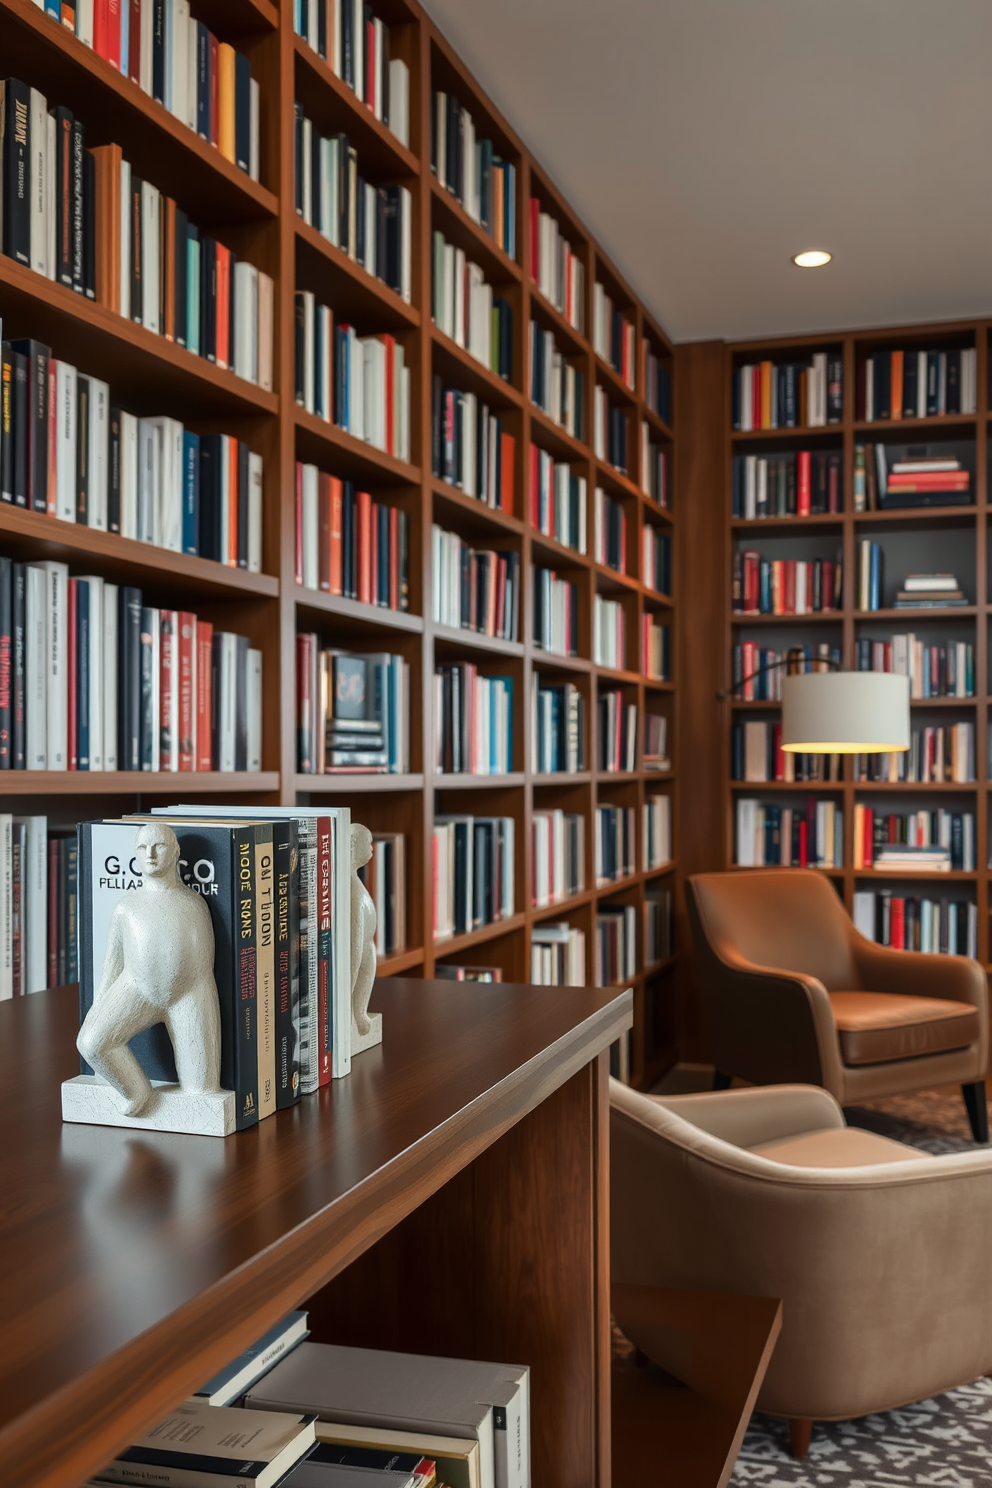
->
760 360 772 429
218 43 236 163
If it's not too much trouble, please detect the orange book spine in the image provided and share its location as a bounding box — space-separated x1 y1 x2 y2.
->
215 244 231 369
389 504 399 610
196 621 214 770
227 436 239 566
500 431 515 514
357 488 372 604
90 143 122 313
218 43 237 163
890 349 903 421
329 477 343 596
178 612 196 770
760 361 772 429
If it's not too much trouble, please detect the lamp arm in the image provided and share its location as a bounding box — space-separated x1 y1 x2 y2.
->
716 647 841 702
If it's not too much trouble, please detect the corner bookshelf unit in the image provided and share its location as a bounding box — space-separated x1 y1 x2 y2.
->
722 320 992 964
0 0 679 1087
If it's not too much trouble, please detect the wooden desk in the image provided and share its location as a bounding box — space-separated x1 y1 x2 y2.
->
0 978 630 1488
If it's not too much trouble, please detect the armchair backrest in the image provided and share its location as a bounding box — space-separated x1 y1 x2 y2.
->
688 868 860 990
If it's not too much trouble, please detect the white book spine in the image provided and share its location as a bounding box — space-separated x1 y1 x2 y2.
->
163 418 183 552
29 89 48 277
119 158 131 318
0 815 10 1001
41 561 68 770
55 361 77 522
103 582 118 770
141 183 161 333
88 379 109 530
25 567 47 769
139 0 153 91
81 575 104 770
246 649 262 771
173 0 190 123
257 271 274 392
20 816 47 994
45 110 56 280
248 451 263 574
186 20 199 131
77 0 94 47
249 78 260 181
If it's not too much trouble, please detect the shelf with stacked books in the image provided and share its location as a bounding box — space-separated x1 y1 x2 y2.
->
720 319 991 960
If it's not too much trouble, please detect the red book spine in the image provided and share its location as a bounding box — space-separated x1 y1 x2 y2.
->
294 461 303 585
317 820 331 1085
160 610 176 771
329 477 342 596
318 472 331 592
67 579 78 771
529 443 538 527
107 0 121 69
128 0 140 81
365 17 375 112
891 897 906 950
196 621 213 770
93 0 110 60
47 362 58 515
797 450 811 515
389 504 399 610
798 818 808 868
357 489 372 604
501 432 515 513
863 807 873 867
177 612 195 770
209 34 220 145
215 245 230 370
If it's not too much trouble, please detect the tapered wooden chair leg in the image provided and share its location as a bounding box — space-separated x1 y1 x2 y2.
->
713 1069 732 1091
789 1419 812 1458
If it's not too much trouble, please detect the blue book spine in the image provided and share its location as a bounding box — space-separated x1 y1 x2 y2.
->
45 0 61 21
120 0 129 72
870 544 881 612
77 580 90 770
182 431 200 554
187 231 200 354
759 560 771 614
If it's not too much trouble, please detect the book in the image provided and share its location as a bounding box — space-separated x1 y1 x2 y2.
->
283 1443 436 1487
247 1342 530 1488
97 1399 317 1488
194 1311 310 1407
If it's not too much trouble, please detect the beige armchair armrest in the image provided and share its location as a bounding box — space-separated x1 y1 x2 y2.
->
649 1083 845 1149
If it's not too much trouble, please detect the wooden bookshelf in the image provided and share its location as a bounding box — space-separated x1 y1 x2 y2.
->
679 321 991 983
0 0 679 1085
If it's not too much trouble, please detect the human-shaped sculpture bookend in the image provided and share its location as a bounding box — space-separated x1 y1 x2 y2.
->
350 823 382 1056
61 822 236 1137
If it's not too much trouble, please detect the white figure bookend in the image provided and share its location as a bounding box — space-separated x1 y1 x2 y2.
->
350 824 382 1055
61 822 236 1137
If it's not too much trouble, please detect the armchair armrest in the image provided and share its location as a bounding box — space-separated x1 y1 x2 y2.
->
853 937 988 1011
652 1083 845 1149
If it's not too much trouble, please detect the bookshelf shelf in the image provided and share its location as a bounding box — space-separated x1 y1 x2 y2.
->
533 649 590 673
294 590 423 632
533 772 593 786
594 460 642 501
852 414 976 435
434 913 528 956
431 480 524 535
433 772 527 789
642 405 674 441
855 607 978 621
428 177 522 285
595 355 638 407
730 515 845 532
0 770 281 796
854 868 979 882
432 624 525 658
295 222 421 329
529 290 590 359
295 773 426 794
530 530 592 570
852 506 976 527
732 611 843 625
376 947 426 975
293 410 422 485
431 328 521 405
529 404 590 462
852 780 978 792
293 37 421 179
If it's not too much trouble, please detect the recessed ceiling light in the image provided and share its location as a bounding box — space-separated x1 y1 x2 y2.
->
792 250 832 269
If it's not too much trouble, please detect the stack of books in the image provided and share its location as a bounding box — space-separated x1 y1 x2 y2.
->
529 201 583 329
592 284 635 388
883 454 970 508
595 905 637 987
93 1400 317 1488
295 645 409 776
435 964 501 982
871 843 952 873
643 714 670 772
895 573 968 610
531 677 585 775
434 93 517 259
853 807 974 872
861 346 977 420
531 809 584 908
432 815 515 939
294 2 410 149
853 890 977 957
531 922 586 986
0 816 77 996
529 449 587 553
732 353 842 430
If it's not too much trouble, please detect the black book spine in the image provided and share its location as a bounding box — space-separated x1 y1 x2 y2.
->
202 236 217 363
198 435 222 561
234 632 248 770
75 374 89 524
273 821 300 1108
234 51 251 174
55 108 74 288
65 834 79 983
82 148 96 299
236 439 249 569
234 825 260 1127
12 561 25 768
196 23 210 139
0 555 10 768
71 117 85 294
0 342 13 502
107 406 121 534
10 352 26 505
11 340 49 515
152 0 166 105
1 79 31 267
119 585 142 771
294 291 305 404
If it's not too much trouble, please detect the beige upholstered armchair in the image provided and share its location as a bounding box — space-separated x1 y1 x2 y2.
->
687 868 989 1141
611 1079 992 1454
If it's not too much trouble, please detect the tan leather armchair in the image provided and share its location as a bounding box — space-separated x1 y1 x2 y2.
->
611 1079 992 1452
687 868 989 1140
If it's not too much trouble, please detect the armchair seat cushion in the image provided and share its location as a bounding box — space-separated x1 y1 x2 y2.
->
749 1124 923 1168
829 990 980 1066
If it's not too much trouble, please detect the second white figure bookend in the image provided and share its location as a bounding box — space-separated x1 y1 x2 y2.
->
66 822 235 1134
350 823 382 1055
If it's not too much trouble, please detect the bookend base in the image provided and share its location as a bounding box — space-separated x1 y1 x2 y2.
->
61 1076 237 1137
350 1012 383 1057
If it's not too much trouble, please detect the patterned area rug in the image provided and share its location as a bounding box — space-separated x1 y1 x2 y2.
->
731 1085 992 1485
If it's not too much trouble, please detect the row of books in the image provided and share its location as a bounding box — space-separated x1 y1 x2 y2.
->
594 487 627 573
295 642 409 775
432 814 515 939
294 463 410 612
0 817 76 998
857 548 971 613
533 567 578 657
852 891 977 958
293 296 412 462
852 723 975 784
643 794 672 869
595 803 636 885
532 677 585 774
1 334 261 566
293 0 410 147
529 200 584 331
359 831 406 957
430 525 520 641
592 285 635 389
594 389 627 473
732 721 839 783
432 231 512 379
642 527 671 595
731 643 839 702
732 353 842 431
294 109 413 303
0 561 260 772
595 904 637 987
530 323 584 440
861 347 977 422
531 809 584 908
643 614 670 682
432 90 518 259
733 550 843 616
854 446 971 511
732 451 843 520
644 713 670 771
598 690 636 773
645 886 674 965
36 0 262 177
854 636 975 698
735 799 844 868
92 802 356 1111
433 664 513 776
852 806 976 872
529 448 587 553
640 426 668 506
531 921 586 986
593 594 625 671
644 346 672 427
430 379 516 511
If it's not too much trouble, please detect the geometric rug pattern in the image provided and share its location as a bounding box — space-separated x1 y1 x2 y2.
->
730 1085 992 1486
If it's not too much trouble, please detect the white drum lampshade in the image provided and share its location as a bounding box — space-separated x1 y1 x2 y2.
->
781 671 910 754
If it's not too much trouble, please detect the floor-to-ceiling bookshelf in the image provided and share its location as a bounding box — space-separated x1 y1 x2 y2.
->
721 321 989 963
0 0 677 1083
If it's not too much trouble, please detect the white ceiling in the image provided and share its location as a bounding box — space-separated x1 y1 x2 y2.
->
422 0 992 344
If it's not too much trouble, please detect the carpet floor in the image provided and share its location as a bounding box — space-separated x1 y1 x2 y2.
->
730 1085 992 1486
